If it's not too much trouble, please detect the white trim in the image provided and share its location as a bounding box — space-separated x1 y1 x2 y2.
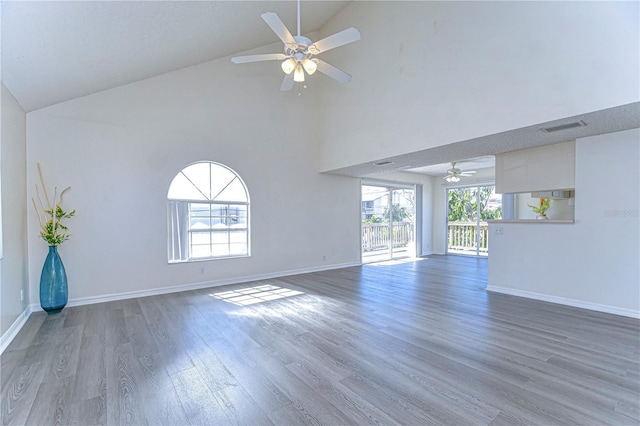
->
29 262 361 312
360 180 419 264
0 305 32 354
486 285 640 319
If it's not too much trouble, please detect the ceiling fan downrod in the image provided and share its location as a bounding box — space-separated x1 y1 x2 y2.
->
297 0 301 37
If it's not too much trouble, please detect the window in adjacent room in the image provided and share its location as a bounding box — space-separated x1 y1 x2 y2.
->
446 184 501 257
168 161 249 263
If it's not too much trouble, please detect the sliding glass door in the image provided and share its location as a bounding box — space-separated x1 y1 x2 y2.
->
446 185 501 256
362 183 416 263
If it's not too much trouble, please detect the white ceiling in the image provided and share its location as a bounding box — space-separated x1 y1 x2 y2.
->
0 0 349 112
2 1 638 178
330 103 640 177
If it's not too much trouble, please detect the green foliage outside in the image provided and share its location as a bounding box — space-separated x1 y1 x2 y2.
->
363 203 411 223
448 186 502 222
384 203 409 222
362 216 383 224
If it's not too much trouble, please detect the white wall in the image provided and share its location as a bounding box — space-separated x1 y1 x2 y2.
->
1 83 29 336
26 54 361 304
12 0 640 317
432 177 447 255
318 1 639 172
488 129 640 317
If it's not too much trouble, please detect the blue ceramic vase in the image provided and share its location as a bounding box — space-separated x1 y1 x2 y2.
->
40 246 68 314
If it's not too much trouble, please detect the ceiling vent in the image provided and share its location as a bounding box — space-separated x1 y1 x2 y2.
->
393 165 416 170
541 120 587 133
373 161 394 166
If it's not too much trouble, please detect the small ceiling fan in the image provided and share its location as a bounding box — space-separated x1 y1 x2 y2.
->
231 0 360 91
444 162 476 183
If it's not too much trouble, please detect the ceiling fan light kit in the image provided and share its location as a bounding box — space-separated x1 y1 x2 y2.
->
294 64 305 82
302 58 318 75
281 58 296 74
231 0 360 91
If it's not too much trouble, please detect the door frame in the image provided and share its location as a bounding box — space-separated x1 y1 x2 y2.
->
361 179 421 264
444 183 498 257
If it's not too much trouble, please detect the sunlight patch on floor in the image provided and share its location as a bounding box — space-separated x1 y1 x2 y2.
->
368 257 426 267
210 284 304 306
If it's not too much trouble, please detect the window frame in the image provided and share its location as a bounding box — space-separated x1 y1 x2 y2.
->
167 161 250 263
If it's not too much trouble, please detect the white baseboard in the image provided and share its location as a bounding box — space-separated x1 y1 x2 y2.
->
486 285 640 319
0 305 32 354
29 261 361 313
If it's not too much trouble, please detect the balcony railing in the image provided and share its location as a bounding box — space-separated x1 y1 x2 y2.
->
362 222 414 252
448 222 489 253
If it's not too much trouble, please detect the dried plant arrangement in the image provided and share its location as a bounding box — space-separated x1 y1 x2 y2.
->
32 163 76 246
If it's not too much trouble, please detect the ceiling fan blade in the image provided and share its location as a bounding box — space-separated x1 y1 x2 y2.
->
261 12 297 47
280 73 294 91
231 53 287 64
310 27 361 54
460 171 477 176
316 60 352 84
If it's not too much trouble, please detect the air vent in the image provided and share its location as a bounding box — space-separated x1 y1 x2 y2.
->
393 165 416 170
541 120 587 133
373 161 395 166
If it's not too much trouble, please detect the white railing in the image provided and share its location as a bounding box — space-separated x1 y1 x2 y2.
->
448 222 489 253
362 222 414 252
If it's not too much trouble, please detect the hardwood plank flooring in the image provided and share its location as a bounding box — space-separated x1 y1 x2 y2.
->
2 255 639 425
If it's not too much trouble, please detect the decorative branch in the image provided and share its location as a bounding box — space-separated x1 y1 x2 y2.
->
59 186 71 206
35 184 46 213
32 198 44 228
32 163 76 246
37 162 52 210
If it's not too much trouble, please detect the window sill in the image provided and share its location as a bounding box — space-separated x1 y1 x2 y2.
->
169 254 250 264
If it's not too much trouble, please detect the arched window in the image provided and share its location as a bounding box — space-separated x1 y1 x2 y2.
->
168 161 249 262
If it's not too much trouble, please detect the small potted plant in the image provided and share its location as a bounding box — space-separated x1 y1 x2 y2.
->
528 198 550 220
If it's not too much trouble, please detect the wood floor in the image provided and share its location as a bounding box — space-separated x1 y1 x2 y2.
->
2 255 639 425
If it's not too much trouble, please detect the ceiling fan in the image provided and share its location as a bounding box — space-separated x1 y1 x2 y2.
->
444 162 477 183
231 0 360 91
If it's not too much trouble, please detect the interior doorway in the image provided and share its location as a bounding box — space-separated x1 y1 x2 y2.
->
446 185 502 256
361 183 416 263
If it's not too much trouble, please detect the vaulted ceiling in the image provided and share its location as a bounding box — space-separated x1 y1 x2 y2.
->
2 1 638 178
1 1 349 112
